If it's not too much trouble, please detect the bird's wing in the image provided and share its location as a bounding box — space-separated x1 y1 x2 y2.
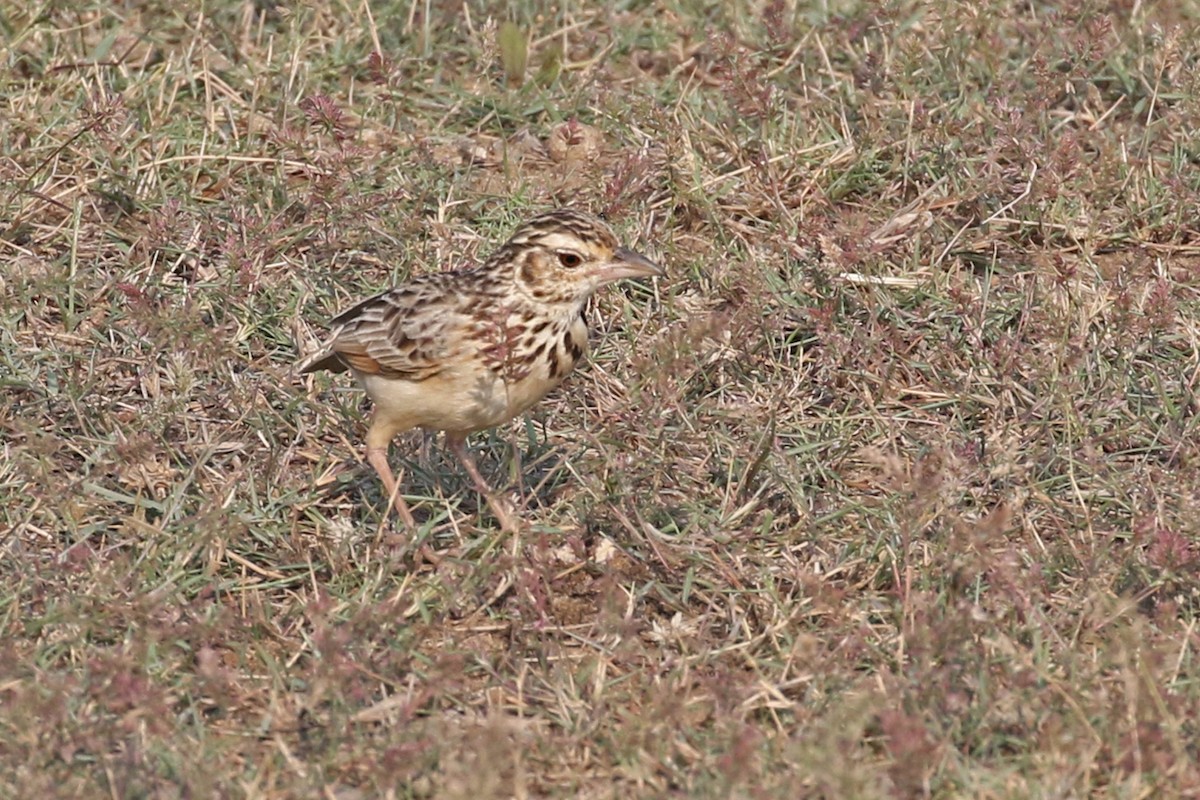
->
299 277 470 382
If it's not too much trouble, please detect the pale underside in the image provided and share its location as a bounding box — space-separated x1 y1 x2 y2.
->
356 328 582 446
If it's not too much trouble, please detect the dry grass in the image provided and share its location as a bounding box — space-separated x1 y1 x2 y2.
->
4 0 1200 797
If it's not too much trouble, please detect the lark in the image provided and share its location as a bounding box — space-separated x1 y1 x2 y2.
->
299 209 662 531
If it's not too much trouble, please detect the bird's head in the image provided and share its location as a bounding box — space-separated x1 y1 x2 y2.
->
492 209 662 307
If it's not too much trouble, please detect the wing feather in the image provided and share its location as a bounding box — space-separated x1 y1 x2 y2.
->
298 274 474 382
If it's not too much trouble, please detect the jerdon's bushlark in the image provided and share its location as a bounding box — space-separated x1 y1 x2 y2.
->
299 209 662 530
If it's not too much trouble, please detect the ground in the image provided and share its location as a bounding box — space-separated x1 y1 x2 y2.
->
3 1 1200 797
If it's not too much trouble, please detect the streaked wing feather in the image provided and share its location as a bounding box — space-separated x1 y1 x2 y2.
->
304 277 468 381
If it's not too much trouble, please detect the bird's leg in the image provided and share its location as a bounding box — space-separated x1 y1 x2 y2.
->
509 434 525 494
364 431 416 528
446 434 521 533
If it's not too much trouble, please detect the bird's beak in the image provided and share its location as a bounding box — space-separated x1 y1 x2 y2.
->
590 247 664 283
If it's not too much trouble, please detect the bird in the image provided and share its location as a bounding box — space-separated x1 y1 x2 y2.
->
298 208 663 531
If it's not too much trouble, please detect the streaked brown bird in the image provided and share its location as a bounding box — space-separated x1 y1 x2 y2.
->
299 209 662 531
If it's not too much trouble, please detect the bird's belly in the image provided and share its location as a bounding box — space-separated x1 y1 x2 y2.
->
357 364 566 436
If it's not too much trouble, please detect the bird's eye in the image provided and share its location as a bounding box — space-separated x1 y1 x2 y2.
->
558 252 583 268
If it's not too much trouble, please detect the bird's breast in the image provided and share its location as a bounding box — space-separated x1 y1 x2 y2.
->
477 312 589 420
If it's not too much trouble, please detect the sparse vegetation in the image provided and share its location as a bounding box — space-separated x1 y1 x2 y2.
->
3 0 1200 796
